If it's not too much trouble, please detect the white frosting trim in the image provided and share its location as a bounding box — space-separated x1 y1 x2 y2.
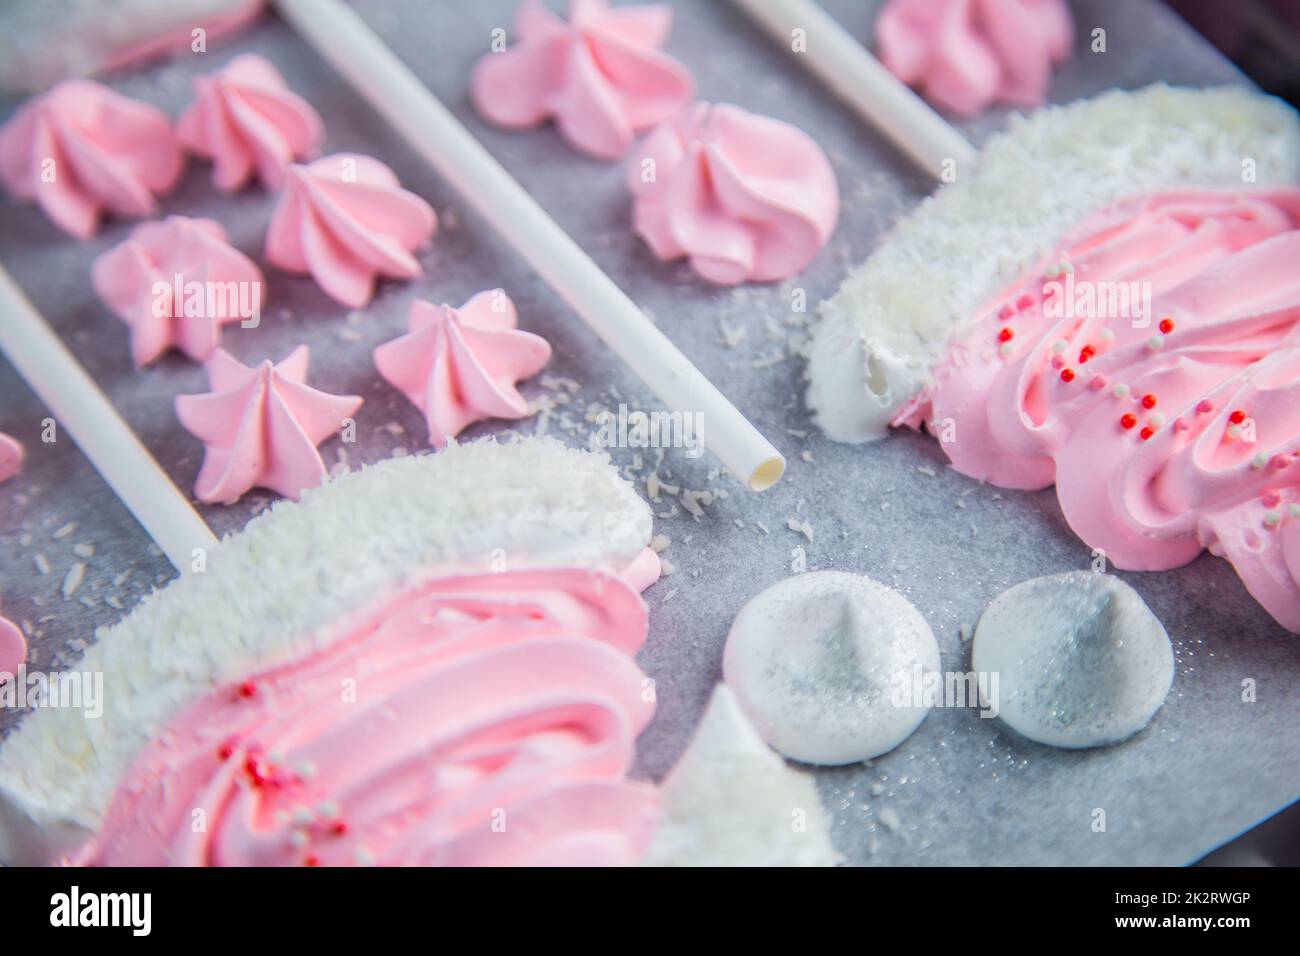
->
0 437 651 864
810 84 1300 442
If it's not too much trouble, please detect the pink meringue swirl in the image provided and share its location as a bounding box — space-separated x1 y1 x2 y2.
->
0 432 22 484
906 188 1300 632
0 79 183 239
0 602 24 683
265 153 437 308
471 0 694 160
374 292 552 448
78 566 660 867
877 0 1073 116
177 53 324 192
627 102 839 285
92 216 265 367
176 346 363 505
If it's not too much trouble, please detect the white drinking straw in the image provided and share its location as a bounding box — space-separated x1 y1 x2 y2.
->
273 0 784 492
0 265 218 570
730 0 976 180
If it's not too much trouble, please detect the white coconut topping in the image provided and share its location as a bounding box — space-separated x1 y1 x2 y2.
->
644 685 841 867
0 437 651 865
810 84 1300 442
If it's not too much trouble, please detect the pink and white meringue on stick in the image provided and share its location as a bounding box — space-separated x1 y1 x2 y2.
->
0 79 184 239
374 291 552 448
0 602 23 681
264 153 437 308
177 53 324 192
175 346 362 505
877 0 1074 116
471 0 694 161
92 215 265 367
628 102 839 285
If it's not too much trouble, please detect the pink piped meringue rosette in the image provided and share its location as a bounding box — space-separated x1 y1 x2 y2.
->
177 53 324 192
0 79 183 238
79 566 661 866
375 292 552 448
0 600 24 684
877 0 1074 116
628 102 839 285
265 153 438 307
0 433 22 484
906 188 1300 632
471 0 694 160
175 346 362 505
92 216 265 366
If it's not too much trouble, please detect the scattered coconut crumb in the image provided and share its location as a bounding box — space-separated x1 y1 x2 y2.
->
917 465 937 477
800 450 813 463
52 521 77 540
786 517 814 541
650 534 671 553
878 806 902 832
61 562 86 599
959 623 972 642
755 521 770 535
73 542 95 558
660 558 676 576
33 553 50 576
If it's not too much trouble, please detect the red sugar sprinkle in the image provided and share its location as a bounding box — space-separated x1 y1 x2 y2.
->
239 680 257 699
998 327 1014 342
1158 317 1175 334
1229 409 1246 425
217 743 235 761
1060 368 1076 383
1120 413 1138 430
305 854 321 867
1079 345 1096 363
332 821 349 836
1141 394 1157 410
1139 427 1155 441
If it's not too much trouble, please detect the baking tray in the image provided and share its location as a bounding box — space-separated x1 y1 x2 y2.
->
0 0 1295 866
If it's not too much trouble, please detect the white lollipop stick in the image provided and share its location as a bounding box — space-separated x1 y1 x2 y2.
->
730 0 977 180
274 0 785 491
0 265 217 570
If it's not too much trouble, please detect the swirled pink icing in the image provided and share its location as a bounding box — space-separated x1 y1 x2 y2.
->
905 188 1300 631
471 0 694 160
78 566 660 866
0 432 22 484
0 604 24 682
0 80 183 239
176 346 363 505
374 292 552 448
877 0 1073 116
627 102 838 285
265 153 437 308
176 53 324 192
92 216 265 367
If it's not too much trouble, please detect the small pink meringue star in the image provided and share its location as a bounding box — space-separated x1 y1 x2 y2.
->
0 432 23 484
176 347 363 504
373 291 551 447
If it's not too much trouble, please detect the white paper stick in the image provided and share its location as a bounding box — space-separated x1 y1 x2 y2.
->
274 0 785 491
730 0 977 180
0 264 217 570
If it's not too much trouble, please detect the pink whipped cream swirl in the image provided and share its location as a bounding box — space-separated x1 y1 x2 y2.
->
92 216 265 367
176 346 363 505
628 102 838 285
903 188 1300 632
265 153 437 308
471 0 694 160
0 80 183 238
877 0 1073 116
374 293 552 448
79 566 661 866
177 53 324 192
